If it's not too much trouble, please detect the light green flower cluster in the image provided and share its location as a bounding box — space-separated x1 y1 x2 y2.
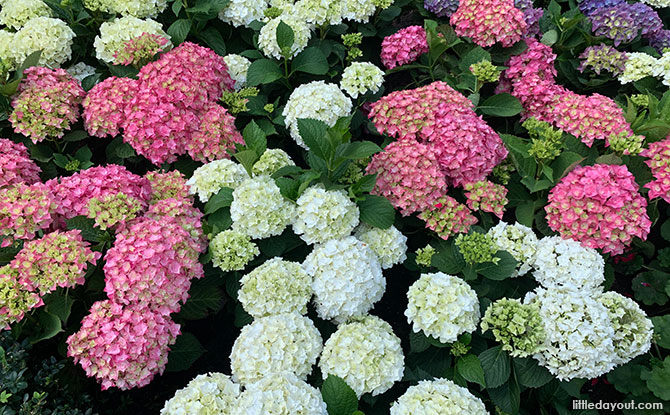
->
481 298 545 357
523 117 563 162
406 272 480 343
11 17 75 69
651 53 670 87
87 193 142 230
450 341 470 357
470 60 500 83
598 291 653 365
238 258 312 317
608 131 644 156
415 245 436 267
293 187 359 244
186 159 249 203
220 87 258 115
0 0 51 30
338 161 365 185
160 373 240 415
340 62 385 98
372 0 394 7
94 16 169 63
342 32 363 61
630 94 650 107
619 52 657 84
319 315 404 397
341 0 378 23
252 148 295 176
219 0 268 28
223 54 252 90
258 16 311 60
234 373 327 415
264 6 283 19
486 222 537 276
492 160 514 185
0 266 42 330
291 0 344 25
455 233 499 265
355 224 407 269
210 230 260 272
83 0 168 18
390 378 489 415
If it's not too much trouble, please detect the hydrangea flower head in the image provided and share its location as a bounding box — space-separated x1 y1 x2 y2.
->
578 44 628 76
94 16 170 63
83 0 168 18
415 245 436 267
87 192 143 230
450 0 526 47
532 236 604 292
210 230 260 272
293 187 360 245
12 17 75 68
424 0 460 18
223 54 251 90
598 291 653 365
252 148 295 176
145 170 192 204
0 0 52 30
161 372 240 415
380 26 429 69
114 32 170 66
67 62 97 83
218 0 269 27
354 224 408 269
0 266 44 330
619 52 657 84
641 137 670 203
187 103 244 163
234 373 327 415
390 378 488 415
82 76 138 138
464 180 508 218
258 16 311 60
0 183 54 248
0 139 41 189
486 221 537 276
340 62 384 98
455 232 499 265
418 196 478 240
481 298 545 357
186 159 248 203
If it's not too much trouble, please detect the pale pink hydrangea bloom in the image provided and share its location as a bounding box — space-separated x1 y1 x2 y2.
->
82 76 138 138
66 300 180 390
366 140 448 215
143 198 207 253
0 182 54 247
418 196 478 240
144 170 193 204
640 137 670 204
11 230 100 294
9 67 85 142
186 103 244 163
380 26 429 69
464 180 508 218
0 265 44 330
114 32 170 66
0 139 41 188
545 164 651 255
450 0 527 47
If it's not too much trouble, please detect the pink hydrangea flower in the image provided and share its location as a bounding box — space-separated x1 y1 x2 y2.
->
464 180 508 218
186 103 244 163
66 300 180 390
9 67 85 142
380 26 429 69
450 0 527 47
114 32 170 66
0 265 44 330
46 165 151 221
144 170 193 204
11 230 100 294
0 182 53 247
545 164 651 255
142 198 207 254
640 136 670 203
82 76 138 138
0 139 41 188
366 140 448 215
418 196 478 240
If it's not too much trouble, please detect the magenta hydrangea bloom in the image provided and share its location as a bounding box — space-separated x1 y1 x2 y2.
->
641 137 670 204
114 32 170 66
0 182 54 248
0 139 41 189
464 180 508 219
82 76 138 138
545 164 651 255
143 198 207 254
380 26 429 70
0 265 43 330
186 103 244 163
450 0 526 47
366 140 448 216
11 230 100 294
46 165 151 221
418 196 478 240
145 170 193 204
66 300 180 390
9 67 85 142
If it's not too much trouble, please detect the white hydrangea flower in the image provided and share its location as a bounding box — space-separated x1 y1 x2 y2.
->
340 62 384 98
640 0 670 9
390 378 489 415
293 187 360 245
239 257 312 317
223 54 251 90
66 62 97 83
252 148 295 176
230 313 323 385
282 81 352 148
0 30 16 71
354 224 407 269
405 272 480 344
651 53 670 87
0 0 51 30
486 221 538 277
13 17 75 68
230 175 295 239
341 0 377 23
186 159 249 203
161 372 240 415
598 291 653 366
292 0 343 26
219 0 269 28
532 236 604 292
94 16 170 63
319 315 404 397
619 52 657 84
303 236 385 322
525 287 617 381
234 373 328 415
210 230 260 272
84 0 168 18
258 15 311 60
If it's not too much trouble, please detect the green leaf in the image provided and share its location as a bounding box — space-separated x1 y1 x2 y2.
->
479 345 511 389
178 279 225 320
607 364 649 396
234 149 260 176
166 332 205 372
431 242 465 274
30 311 62 344
459 46 491 71
551 151 584 180
515 201 535 227
541 30 558 46
478 94 522 117
198 27 227 55
30 143 54 162
632 271 670 306
488 378 521 415
275 177 300 200
66 216 110 243
243 120 267 155
43 294 74 324
291 47 329 75
276 21 295 57
335 141 382 160
456 354 486 387
63 130 88 142
257 231 303 257
409 331 431 354
321 375 359 415
17 50 42 76
204 187 234 214
476 251 518 280
652 315 670 349
107 137 136 159
501 134 530 157
357 195 395 229
660 219 670 242
595 153 623 165
234 302 253 327
208 207 232 234
298 118 331 160
53 153 69 169
513 357 553 388
246 59 283 86
167 19 192 44
641 357 670 400
75 145 93 162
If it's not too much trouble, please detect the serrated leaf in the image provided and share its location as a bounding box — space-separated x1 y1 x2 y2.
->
479 345 511 389
63 130 89 142
246 59 283 86
243 120 267 155
357 195 395 229
30 311 62 344
178 280 225 320
208 207 232 234
661 219 670 242
409 331 431 354
607 364 649 396
456 354 486 387
167 19 192 45
234 149 260 176
199 27 227 55
431 242 465 274
298 118 331 160
514 357 553 388
641 357 670 400
275 177 300 200
291 47 329 75
204 187 234 214
322 375 358 415
276 21 295 57
43 294 74 324
551 151 584 180
234 303 253 327
335 141 381 160
66 216 110 243
166 332 204 372
632 271 670 306
652 315 670 349
478 94 522 117
476 251 518 280
488 378 521 415
515 201 535 227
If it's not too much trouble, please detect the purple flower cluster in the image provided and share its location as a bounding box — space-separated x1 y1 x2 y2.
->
582 0 666 49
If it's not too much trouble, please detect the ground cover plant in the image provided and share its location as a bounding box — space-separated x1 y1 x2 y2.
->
1 0 670 414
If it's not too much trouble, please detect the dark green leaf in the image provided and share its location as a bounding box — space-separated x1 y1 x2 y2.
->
63 130 88 142
660 219 670 242
515 201 535 227
595 153 623 165
30 312 62 344
488 378 521 415
641 357 670 400
30 143 54 162
551 151 584 180
276 177 300 200
431 243 465 274
246 59 283 86
291 47 329 75
166 332 205 372
178 280 225 320
43 294 74 324
234 302 253 327
243 120 267 155
607 364 649 396
335 141 381 160
17 50 42 76
66 216 110 243
409 331 431 354
456 354 486 387
357 195 395 229
204 187 234 214
108 64 139 78
234 149 260 176
479 345 511 389
541 30 558 46
514 357 553 388
208 207 232 234
298 118 331 160
478 94 522 117
276 21 295 57
476 251 518 280
199 27 227 55
74 145 93 162
322 375 358 415
652 315 670 349
167 19 192 45
632 271 669 306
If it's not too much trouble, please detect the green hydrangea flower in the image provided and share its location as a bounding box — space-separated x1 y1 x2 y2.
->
415 245 436 267
481 298 545 357
470 60 500 83
210 230 259 272
455 233 499 265
87 192 142 230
